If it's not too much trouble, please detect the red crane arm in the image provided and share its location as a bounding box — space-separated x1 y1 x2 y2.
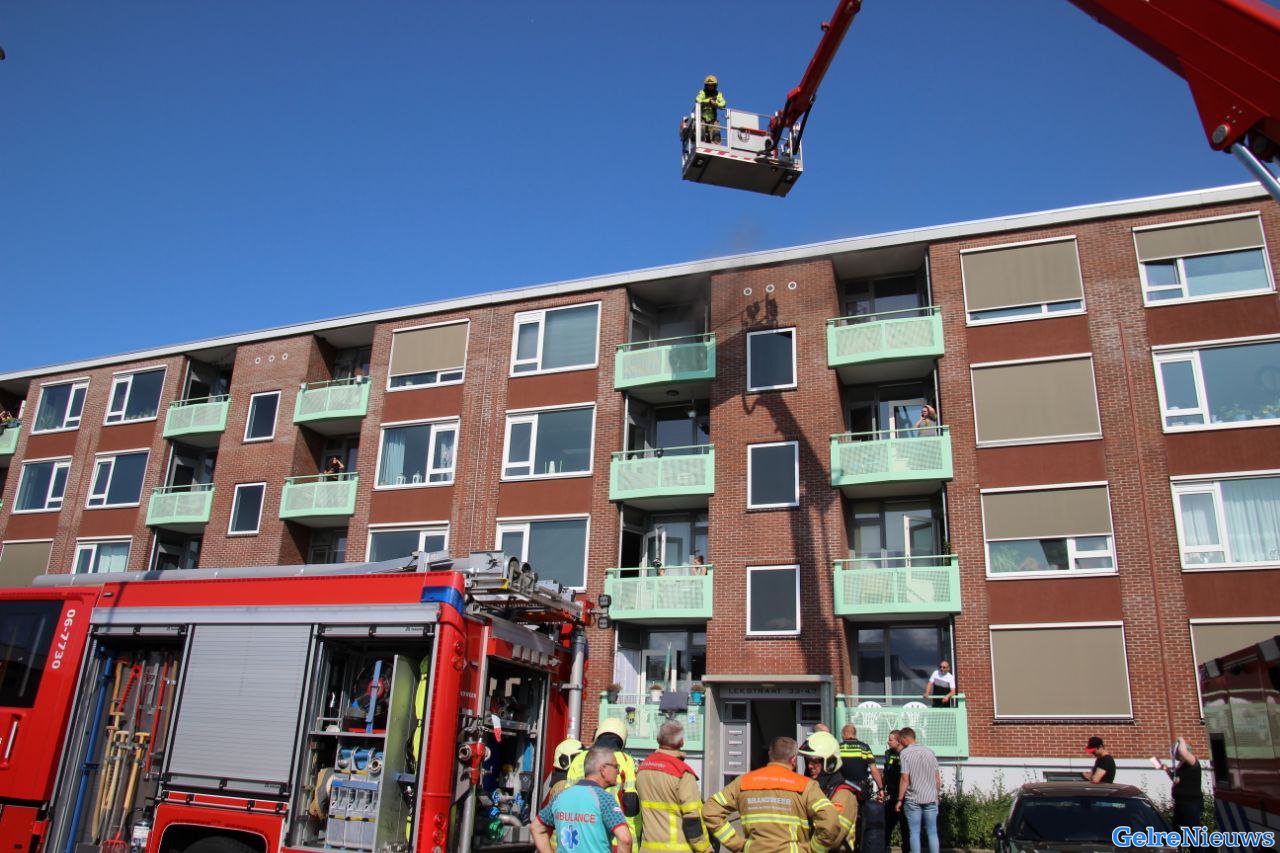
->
766 0 862 149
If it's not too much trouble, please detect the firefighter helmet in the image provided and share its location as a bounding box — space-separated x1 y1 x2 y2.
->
553 737 585 770
596 717 629 744
799 730 841 774
704 75 718 86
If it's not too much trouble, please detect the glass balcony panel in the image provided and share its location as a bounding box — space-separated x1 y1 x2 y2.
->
604 567 713 622
833 556 961 617
163 396 230 442
827 307 944 368
293 379 370 430
830 429 952 495
615 334 716 391
0 422 20 457
280 473 359 525
610 445 714 508
835 695 968 758
598 695 706 752
146 483 215 530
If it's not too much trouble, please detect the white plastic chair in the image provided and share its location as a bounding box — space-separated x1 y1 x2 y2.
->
901 701 928 741
854 701 882 745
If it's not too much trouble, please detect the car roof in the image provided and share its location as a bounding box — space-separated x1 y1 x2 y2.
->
1017 782 1147 798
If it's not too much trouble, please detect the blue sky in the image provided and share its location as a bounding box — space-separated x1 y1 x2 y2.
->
0 1 1253 371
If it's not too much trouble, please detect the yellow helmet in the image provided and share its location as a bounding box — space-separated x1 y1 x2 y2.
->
704 75 718 86
799 730 841 774
553 737 584 770
596 717 628 744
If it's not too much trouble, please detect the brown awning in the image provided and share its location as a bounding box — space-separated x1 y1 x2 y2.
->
1135 216 1264 262
992 625 1131 717
983 485 1113 540
971 358 1100 444
389 322 469 378
0 540 53 586
1191 621 1280 664
961 239 1083 312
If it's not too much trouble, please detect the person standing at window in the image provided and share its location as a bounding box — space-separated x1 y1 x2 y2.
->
913 405 938 436
323 455 346 479
923 660 955 708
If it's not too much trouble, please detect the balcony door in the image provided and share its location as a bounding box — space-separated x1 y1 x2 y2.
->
851 623 952 701
846 382 932 435
849 499 940 564
167 447 216 488
842 274 927 318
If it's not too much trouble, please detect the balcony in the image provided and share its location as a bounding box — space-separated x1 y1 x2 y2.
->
292 378 370 435
830 428 952 498
827 307 944 383
162 396 230 447
836 695 968 758
833 556 961 620
146 484 215 532
280 473 358 526
0 422 19 459
614 334 715 402
604 566 714 624
598 695 706 752
610 445 714 510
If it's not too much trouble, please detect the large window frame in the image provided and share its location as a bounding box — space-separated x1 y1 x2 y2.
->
366 523 449 562
228 482 267 536
500 404 595 481
1171 471 1280 571
969 354 1103 447
32 379 89 434
495 515 590 590
508 302 601 377
988 621 1133 720
745 328 798 392
243 391 281 443
13 457 73 513
747 441 800 509
104 366 167 426
73 537 132 574
981 482 1117 580
960 236 1087 327
85 449 150 509
746 564 801 637
387 319 469 390
1134 213 1274 307
374 418 460 489
1152 336 1280 433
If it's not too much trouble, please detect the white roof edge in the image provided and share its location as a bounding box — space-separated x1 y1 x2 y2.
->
1 182 1267 384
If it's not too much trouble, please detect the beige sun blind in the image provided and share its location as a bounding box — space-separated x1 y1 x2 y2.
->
982 485 1112 540
0 541 53 586
389 322 469 378
971 357 1099 443
1135 216 1264 262
1191 621 1280 665
992 625 1131 717
961 239 1083 312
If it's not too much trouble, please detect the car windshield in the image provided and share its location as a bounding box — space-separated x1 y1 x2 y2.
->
1011 797 1167 842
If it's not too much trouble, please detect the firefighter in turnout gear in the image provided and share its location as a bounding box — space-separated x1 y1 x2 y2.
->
702 737 843 853
801 732 859 851
636 720 710 853
695 75 726 143
544 738 585 807
568 718 641 836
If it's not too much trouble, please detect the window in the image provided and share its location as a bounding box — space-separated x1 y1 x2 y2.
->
502 407 593 478
229 483 266 535
510 303 600 375
244 391 281 442
970 357 1101 445
376 420 458 487
1190 620 1280 710
982 484 1115 577
86 451 149 508
389 321 468 388
747 441 799 508
747 565 800 635
1154 341 1280 430
14 459 72 512
852 624 952 699
0 541 53 586
368 525 448 562
33 380 88 433
746 329 797 391
105 368 165 424
0 600 62 707
613 626 707 696
1135 215 1272 304
961 238 1085 324
150 532 201 571
990 624 1132 718
307 530 348 564
74 539 131 574
496 517 588 588
1172 475 1280 569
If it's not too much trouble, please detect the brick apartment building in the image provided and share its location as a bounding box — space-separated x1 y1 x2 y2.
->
2 183 1278 793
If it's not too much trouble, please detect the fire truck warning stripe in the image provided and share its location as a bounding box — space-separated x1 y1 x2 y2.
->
420 585 466 615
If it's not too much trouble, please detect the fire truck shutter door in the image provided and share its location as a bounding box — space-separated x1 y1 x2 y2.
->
166 623 312 793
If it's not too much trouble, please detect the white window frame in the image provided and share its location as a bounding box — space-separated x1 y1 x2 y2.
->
500 404 596 481
988 620 1133 720
507 302 601 377
1170 472 1280 571
494 514 591 591
32 378 90 434
746 564 802 637
373 418 460 489
1152 337 1280 433
969 353 1104 448
747 440 800 509
228 482 267 536
960 236 1087 327
386 319 469 391
12 456 73 513
980 482 1117 580
1133 213 1274 308
104 366 167 426
745 328 798 392
366 522 450 561
73 537 132 574
243 391 282 443
85 449 150 509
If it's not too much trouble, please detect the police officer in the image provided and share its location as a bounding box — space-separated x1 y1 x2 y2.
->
838 725 884 852
800 732 859 851
568 718 640 836
702 736 842 853
881 731 909 853
635 720 709 853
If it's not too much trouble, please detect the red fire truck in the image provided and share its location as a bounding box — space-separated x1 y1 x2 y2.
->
0 552 590 853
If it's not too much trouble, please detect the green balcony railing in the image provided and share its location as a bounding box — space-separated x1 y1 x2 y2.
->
615 334 716 391
279 473 359 522
146 483 215 529
833 556 961 617
830 428 952 490
836 695 968 757
827 307 944 368
604 566 714 622
598 694 706 752
610 445 714 504
293 378 370 425
163 396 230 441
0 421 19 457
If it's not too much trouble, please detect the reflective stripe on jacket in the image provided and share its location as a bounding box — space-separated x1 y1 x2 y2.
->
702 763 842 853
636 749 709 853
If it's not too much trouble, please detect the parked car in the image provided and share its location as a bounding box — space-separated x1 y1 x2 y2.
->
994 782 1175 852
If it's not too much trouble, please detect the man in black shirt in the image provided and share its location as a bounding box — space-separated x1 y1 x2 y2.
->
1082 736 1116 783
1157 737 1203 831
880 730 910 853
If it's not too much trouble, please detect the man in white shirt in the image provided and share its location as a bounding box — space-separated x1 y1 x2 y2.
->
923 660 955 708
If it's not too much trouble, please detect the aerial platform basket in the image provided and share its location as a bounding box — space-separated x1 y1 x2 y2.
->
680 107 803 197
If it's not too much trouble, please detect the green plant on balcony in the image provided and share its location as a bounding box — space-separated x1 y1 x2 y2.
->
606 682 622 703
648 683 663 703
690 683 705 705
